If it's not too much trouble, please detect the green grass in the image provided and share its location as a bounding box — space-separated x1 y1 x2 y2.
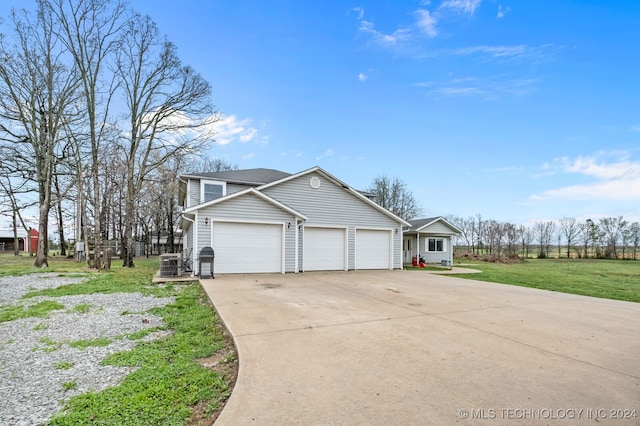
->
452 258 640 302
69 337 113 350
404 266 451 271
0 300 66 323
50 283 230 425
1 254 234 425
34 322 50 330
39 337 63 352
71 303 93 314
54 361 74 370
62 379 78 391
0 253 90 277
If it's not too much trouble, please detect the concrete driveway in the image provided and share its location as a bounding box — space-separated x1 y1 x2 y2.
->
200 270 640 425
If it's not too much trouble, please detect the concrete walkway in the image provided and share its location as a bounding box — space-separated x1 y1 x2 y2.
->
200 270 640 425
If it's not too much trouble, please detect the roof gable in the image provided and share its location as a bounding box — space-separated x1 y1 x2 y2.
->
258 166 411 227
182 187 307 220
406 216 462 234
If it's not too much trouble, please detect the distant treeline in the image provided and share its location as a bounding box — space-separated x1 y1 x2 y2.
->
448 215 639 260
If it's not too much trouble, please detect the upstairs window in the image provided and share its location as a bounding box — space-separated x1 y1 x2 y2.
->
427 238 445 252
201 180 226 203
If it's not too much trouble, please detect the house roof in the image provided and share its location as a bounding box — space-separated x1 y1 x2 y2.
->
178 168 291 205
180 165 410 228
405 216 462 234
181 168 291 185
0 229 28 239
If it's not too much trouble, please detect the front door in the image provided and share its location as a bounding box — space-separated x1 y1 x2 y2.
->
403 237 413 264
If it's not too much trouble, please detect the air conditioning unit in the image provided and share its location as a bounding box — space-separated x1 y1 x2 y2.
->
159 253 183 277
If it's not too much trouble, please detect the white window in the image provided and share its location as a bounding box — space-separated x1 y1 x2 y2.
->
201 180 226 203
427 238 445 252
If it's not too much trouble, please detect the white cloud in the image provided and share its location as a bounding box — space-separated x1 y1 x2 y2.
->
359 20 411 46
630 125 640 132
416 76 537 99
453 44 529 58
530 153 640 202
497 4 510 18
358 72 368 82
440 43 561 65
315 149 334 161
213 114 262 145
242 153 255 160
439 0 482 16
353 6 364 20
415 9 438 37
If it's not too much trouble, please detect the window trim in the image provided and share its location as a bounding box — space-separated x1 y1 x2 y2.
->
427 237 445 252
200 180 226 203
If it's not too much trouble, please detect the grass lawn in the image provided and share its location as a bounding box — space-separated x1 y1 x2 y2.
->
0 253 235 425
451 258 640 303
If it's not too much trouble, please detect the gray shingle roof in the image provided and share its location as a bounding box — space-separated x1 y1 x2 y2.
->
405 217 440 231
186 168 291 185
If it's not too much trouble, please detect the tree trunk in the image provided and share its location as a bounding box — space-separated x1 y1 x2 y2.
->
12 210 20 256
34 202 49 268
54 174 66 256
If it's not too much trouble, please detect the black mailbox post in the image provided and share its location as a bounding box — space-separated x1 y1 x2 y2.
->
198 246 215 279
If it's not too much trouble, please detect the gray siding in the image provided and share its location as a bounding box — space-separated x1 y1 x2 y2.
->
226 183 250 195
420 235 452 264
188 180 200 208
187 179 253 206
263 172 403 269
420 221 457 235
194 193 297 273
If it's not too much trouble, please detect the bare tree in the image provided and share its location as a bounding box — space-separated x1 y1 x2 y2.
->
533 221 555 258
115 13 216 267
599 216 628 259
504 222 520 256
559 217 581 259
452 216 475 252
187 157 238 174
629 222 639 260
45 0 128 269
367 175 421 221
584 219 604 258
518 225 533 258
0 160 37 255
0 6 80 267
484 220 505 255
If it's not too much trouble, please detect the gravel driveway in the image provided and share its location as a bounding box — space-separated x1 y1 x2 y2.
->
0 274 175 426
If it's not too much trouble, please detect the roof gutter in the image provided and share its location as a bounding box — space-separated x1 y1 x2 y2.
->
180 213 194 230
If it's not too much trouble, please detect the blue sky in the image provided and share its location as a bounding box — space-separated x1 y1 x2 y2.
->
2 0 640 226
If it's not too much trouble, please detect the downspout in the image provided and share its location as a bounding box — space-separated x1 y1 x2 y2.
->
294 219 299 273
182 215 195 276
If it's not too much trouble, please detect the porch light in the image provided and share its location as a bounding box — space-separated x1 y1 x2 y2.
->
287 222 291 229
204 217 210 226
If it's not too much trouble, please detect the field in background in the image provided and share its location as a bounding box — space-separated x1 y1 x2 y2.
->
452 258 640 303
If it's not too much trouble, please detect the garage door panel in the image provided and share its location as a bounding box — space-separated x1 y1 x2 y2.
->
213 222 282 274
304 227 345 271
356 229 391 270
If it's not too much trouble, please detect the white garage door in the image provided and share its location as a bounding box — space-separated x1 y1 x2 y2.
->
304 227 346 271
356 229 392 270
212 222 282 274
